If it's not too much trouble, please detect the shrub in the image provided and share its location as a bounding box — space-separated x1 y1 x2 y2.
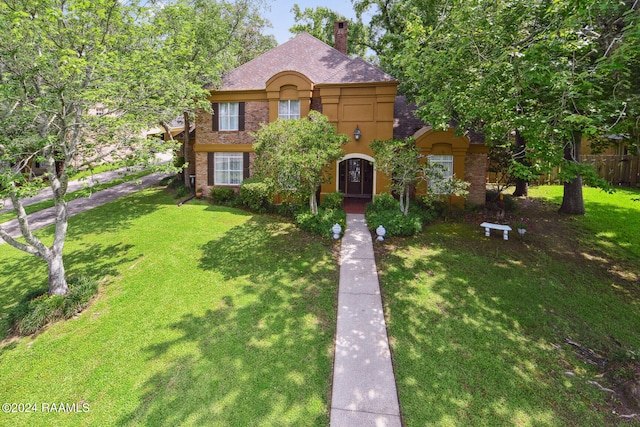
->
63 275 99 318
320 192 344 210
11 276 99 336
162 175 187 195
175 186 189 198
371 193 399 210
239 178 270 213
486 190 518 212
269 201 302 219
365 193 425 237
409 198 440 224
420 195 450 219
365 208 423 237
210 187 236 204
295 207 346 238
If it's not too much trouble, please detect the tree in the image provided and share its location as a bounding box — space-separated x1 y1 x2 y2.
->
0 0 157 296
149 0 276 187
371 138 424 215
598 1 640 153
0 0 262 295
371 137 468 215
252 110 348 215
353 0 441 71
290 5 369 57
388 0 626 214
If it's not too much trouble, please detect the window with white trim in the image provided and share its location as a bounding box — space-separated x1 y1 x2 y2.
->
428 155 454 194
219 102 239 130
214 152 243 185
278 100 300 120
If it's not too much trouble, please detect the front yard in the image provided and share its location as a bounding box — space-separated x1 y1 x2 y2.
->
2 183 639 426
377 186 640 426
0 188 338 426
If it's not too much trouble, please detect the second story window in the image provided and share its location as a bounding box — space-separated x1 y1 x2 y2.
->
219 102 239 130
278 100 300 120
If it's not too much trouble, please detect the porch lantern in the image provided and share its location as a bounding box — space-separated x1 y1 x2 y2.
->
332 223 342 239
376 225 386 242
353 125 361 141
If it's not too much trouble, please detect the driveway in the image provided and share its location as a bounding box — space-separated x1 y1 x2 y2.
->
0 169 172 244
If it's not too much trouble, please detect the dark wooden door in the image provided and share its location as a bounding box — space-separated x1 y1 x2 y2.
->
339 159 373 198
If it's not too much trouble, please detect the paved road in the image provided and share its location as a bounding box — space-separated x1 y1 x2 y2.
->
1 155 172 215
0 171 171 244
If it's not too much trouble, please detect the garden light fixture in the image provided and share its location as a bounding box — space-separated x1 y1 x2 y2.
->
332 223 342 239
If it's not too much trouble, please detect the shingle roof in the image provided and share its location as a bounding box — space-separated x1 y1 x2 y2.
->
393 96 426 140
394 96 486 144
220 33 397 90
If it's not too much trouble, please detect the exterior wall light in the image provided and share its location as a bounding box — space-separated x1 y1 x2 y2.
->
376 225 386 241
332 223 342 239
354 125 361 141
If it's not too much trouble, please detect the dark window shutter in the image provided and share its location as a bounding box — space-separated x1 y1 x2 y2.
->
243 152 250 180
208 152 214 186
238 102 245 131
212 103 219 131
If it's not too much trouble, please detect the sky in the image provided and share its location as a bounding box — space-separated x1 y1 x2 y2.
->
262 0 360 45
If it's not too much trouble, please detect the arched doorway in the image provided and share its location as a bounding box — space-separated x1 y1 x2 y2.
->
338 156 374 199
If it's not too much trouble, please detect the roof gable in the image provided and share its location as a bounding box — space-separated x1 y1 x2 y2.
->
220 33 396 91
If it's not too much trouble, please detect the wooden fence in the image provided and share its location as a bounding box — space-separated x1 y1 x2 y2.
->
488 155 640 187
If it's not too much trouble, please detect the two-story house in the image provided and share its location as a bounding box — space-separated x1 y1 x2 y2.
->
193 22 488 206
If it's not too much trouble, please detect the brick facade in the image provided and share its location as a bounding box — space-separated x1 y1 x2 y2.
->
195 151 256 195
194 151 208 192
465 152 488 205
196 101 269 146
194 102 266 192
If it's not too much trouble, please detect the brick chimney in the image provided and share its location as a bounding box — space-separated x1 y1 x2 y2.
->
334 20 348 55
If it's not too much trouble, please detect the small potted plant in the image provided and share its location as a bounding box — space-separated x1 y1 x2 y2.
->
512 218 531 235
195 187 204 199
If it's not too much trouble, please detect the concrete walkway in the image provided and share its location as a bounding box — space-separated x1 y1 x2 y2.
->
330 214 401 426
0 171 170 243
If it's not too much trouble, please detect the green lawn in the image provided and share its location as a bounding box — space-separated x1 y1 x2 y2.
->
377 185 640 426
528 185 640 261
0 169 153 224
0 188 338 426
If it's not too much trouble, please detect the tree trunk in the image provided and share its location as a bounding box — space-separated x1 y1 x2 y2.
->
512 130 529 197
309 192 318 215
47 251 68 296
0 151 71 296
559 130 585 215
183 111 191 189
401 186 410 216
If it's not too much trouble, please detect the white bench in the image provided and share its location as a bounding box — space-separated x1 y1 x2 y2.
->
480 222 512 240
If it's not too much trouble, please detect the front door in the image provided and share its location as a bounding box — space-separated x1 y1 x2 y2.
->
339 158 373 198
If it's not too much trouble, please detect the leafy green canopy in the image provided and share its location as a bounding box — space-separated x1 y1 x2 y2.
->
253 110 348 215
149 0 275 127
290 5 370 58
376 0 639 213
371 137 468 215
0 0 272 295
